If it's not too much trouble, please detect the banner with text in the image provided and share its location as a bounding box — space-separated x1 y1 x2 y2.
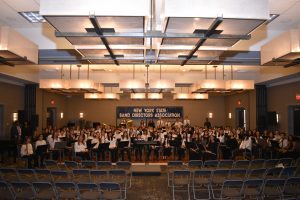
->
116 106 183 119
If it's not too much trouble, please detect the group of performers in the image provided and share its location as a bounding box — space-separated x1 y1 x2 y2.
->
11 117 300 168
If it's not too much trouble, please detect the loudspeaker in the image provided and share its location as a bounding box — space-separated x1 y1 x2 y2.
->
267 111 277 125
18 110 25 124
31 114 39 128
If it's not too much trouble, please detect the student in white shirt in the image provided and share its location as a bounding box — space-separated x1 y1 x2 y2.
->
183 115 191 127
74 135 90 160
174 118 183 129
20 137 34 168
35 134 47 167
107 132 117 162
119 132 131 161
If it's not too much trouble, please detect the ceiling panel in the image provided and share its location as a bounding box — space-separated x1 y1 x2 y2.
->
106 37 144 45
67 37 103 45
96 16 144 32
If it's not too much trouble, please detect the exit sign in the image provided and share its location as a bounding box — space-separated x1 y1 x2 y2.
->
296 94 300 101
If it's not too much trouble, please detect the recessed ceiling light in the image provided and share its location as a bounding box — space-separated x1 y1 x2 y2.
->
194 18 200 21
182 69 186 72
108 69 113 72
19 11 46 23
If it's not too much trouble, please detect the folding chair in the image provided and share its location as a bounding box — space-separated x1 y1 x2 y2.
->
171 170 191 200
51 170 71 182
78 183 100 200
203 160 219 170
108 170 127 198
167 161 184 187
242 179 264 199
218 160 234 169
279 158 293 167
0 168 19 183
90 170 108 184
192 170 211 200
17 169 37 182
234 160 250 169
210 169 230 191
32 182 56 200
280 166 297 178
55 182 79 199
64 160 79 170
81 160 96 169
34 169 52 182
188 160 203 172
0 180 15 200
11 181 35 200
213 180 243 200
97 161 113 170
265 167 283 179
116 161 132 188
262 178 285 199
249 159 265 169
264 159 280 169
228 169 247 181
282 177 300 199
99 182 124 200
72 169 91 183
247 168 267 180
44 160 59 170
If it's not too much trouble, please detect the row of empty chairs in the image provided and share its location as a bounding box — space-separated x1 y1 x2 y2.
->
169 169 300 200
0 180 126 200
168 158 297 170
0 168 131 189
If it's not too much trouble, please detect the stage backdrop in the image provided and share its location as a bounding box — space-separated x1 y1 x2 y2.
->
116 106 183 119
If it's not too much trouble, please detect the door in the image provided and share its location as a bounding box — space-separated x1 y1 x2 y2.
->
293 107 300 136
46 107 57 128
236 107 246 129
0 105 3 137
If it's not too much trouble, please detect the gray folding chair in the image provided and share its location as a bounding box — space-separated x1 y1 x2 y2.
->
282 177 300 199
192 170 211 200
11 181 35 200
90 170 108 184
55 182 79 199
0 180 15 200
17 169 37 182
78 182 100 200
72 169 91 183
32 182 57 200
0 168 19 183
242 179 264 199
99 182 125 200
171 170 191 200
262 178 285 199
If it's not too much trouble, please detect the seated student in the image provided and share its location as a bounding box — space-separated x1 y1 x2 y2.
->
134 134 144 161
20 137 34 168
119 132 131 161
203 135 218 161
162 133 172 160
147 133 161 161
74 135 90 160
239 133 252 158
107 132 117 162
49 132 61 160
35 134 47 167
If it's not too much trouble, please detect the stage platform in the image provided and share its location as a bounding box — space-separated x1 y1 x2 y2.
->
131 164 162 176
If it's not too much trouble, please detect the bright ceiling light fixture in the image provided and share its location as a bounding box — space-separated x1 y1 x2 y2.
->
119 64 145 91
225 65 254 90
39 79 68 89
148 93 163 99
84 93 120 100
173 93 208 100
130 93 146 99
149 65 175 92
19 11 46 23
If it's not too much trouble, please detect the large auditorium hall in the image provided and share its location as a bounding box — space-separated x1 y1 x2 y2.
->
0 0 300 199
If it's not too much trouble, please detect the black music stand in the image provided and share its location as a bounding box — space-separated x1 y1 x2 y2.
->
53 141 67 161
118 141 129 149
97 143 110 161
35 144 48 154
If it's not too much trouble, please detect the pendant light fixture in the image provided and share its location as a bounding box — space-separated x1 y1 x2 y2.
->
225 65 254 90
149 65 175 92
119 64 145 92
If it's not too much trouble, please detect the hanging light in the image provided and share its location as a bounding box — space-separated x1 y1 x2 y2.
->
131 93 146 99
194 65 226 92
68 65 98 91
150 65 175 91
148 93 163 99
84 93 120 100
39 79 68 89
225 65 254 90
173 93 208 100
119 64 145 91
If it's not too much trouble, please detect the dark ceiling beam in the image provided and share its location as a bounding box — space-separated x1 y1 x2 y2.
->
55 30 250 40
180 17 223 66
0 56 28 67
89 16 119 65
